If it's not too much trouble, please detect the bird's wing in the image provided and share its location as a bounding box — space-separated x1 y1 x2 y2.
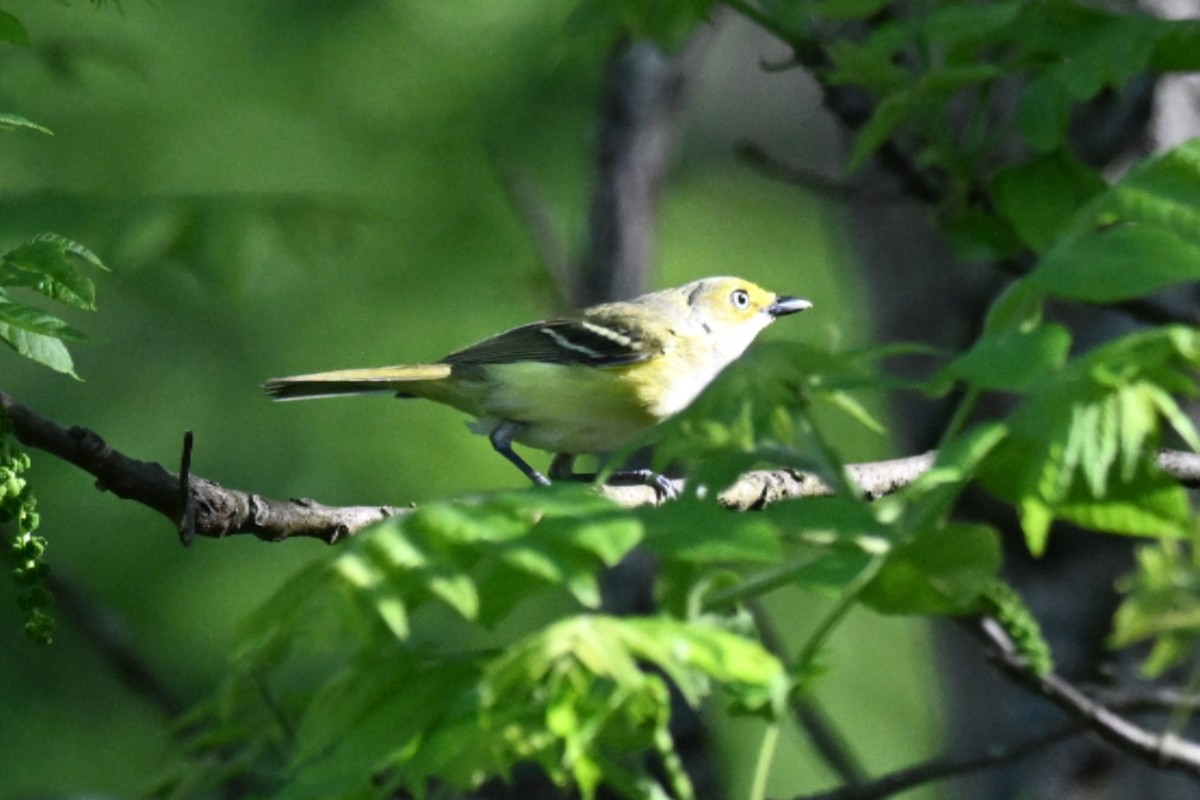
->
443 316 663 368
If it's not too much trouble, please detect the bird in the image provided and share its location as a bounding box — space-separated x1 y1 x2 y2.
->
265 276 811 489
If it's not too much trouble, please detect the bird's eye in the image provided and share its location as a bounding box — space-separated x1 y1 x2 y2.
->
730 288 751 310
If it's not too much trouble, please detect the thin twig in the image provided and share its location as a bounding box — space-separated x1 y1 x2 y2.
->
487 153 575 311
736 140 900 205
787 654 1200 800
749 598 868 786
47 572 185 718
965 615 1200 777
786 720 1088 800
178 430 196 546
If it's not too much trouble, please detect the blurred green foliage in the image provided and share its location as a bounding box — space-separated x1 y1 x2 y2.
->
0 2 912 798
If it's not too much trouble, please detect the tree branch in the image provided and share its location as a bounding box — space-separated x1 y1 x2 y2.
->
5 388 1199 539
1 390 407 544
787 720 1088 800
965 615 1200 778
786 647 1200 800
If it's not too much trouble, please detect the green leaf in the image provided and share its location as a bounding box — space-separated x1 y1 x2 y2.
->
1112 544 1200 677
0 11 29 46
825 37 908 93
286 653 479 797
642 498 782 565
1016 74 1072 152
1027 140 1200 304
0 112 50 134
1150 20 1200 72
0 323 78 377
806 0 891 20
850 64 1000 168
1032 224 1200 303
921 1 1022 49
848 90 911 169
942 207 1025 263
0 295 88 340
862 523 1002 616
978 327 1200 553
982 279 1043 335
1056 463 1191 540
565 0 718 50
992 152 1105 252
2 240 100 310
932 324 1071 394
757 496 890 594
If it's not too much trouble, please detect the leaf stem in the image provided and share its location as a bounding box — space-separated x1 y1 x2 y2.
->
704 554 860 609
750 720 782 800
939 387 980 449
794 554 886 672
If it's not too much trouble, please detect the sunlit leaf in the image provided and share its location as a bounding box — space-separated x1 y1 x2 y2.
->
0 295 87 340
1033 224 1200 303
0 322 78 377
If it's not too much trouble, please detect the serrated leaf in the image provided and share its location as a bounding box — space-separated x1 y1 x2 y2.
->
1 242 97 310
32 231 110 272
1111 544 1200 677
1144 383 1200 453
1057 463 1191 540
0 295 87 340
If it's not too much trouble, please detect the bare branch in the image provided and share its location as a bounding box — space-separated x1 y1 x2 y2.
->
965 615 1200 778
6 387 1199 536
787 643 1200 800
1 390 407 544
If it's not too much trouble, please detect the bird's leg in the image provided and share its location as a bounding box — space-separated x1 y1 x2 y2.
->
489 421 551 486
609 468 679 501
548 453 577 480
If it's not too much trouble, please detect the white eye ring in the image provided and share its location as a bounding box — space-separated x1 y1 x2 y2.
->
730 288 751 309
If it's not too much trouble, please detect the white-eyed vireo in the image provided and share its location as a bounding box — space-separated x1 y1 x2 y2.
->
265 276 810 487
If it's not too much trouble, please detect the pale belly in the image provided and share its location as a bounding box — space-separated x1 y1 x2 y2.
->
467 361 668 455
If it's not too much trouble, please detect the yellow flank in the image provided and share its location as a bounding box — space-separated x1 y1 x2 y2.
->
465 361 663 454
265 276 811 486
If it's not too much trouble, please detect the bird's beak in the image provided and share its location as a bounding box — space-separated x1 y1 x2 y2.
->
768 296 812 317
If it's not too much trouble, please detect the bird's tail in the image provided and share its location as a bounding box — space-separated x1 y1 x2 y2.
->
264 364 453 400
